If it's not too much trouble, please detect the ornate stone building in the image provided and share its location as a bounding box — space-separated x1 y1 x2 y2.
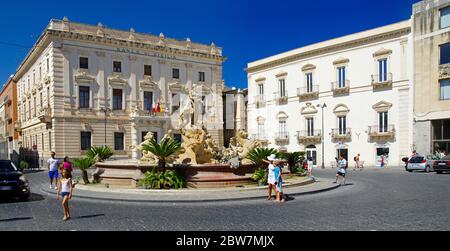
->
0 77 19 160
13 18 225 160
412 0 450 156
246 21 414 167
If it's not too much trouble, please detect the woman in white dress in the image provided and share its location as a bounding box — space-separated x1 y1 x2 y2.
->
264 155 277 200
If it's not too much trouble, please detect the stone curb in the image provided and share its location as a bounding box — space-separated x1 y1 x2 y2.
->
40 178 340 204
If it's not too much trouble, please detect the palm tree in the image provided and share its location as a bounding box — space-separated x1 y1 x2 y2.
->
87 146 114 163
279 152 305 173
140 137 182 172
73 157 95 184
246 148 279 168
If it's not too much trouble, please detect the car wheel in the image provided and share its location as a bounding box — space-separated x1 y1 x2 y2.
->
437 171 443 174
425 166 430 173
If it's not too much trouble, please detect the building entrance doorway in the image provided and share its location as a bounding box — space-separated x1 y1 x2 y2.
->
337 149 348 161
306 145 317 167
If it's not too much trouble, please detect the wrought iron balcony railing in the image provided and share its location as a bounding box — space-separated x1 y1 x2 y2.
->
371 73 393 89
331 81 350 95
297 86 319 100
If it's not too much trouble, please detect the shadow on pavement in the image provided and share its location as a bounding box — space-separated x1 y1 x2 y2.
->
0 193 45 204
0 217 34 223
73 214 106 220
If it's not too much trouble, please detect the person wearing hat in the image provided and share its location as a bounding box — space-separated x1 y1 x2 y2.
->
263 154 278 200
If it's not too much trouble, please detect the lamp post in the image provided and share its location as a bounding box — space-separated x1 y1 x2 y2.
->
317 103 327 169
100 107 111 147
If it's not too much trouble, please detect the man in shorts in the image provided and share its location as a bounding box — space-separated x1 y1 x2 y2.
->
47 152 61 190
334 155 347 185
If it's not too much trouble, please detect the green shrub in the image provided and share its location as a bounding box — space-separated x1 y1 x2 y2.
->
73 157 95 184
139 169 186 189
87 146 114 163
140 137 182 172
20 161 29 170
251 168 268 186
279 152 305 173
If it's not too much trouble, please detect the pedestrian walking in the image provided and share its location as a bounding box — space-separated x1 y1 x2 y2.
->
380 155 385 169
273 160 285 203
334 155 347 185
47 152 61 190
57 169 73 221
354 154 361 171
263 155 278 201
62 156 73 177
307 157 314 177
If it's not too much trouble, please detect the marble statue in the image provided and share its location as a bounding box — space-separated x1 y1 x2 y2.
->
176 124 219 165
222 130 268 165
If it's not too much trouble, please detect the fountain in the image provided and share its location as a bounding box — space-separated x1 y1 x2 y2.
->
95 87 266 189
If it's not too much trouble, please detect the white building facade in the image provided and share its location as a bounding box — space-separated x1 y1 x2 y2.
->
247 21 414 167
14 18 225 160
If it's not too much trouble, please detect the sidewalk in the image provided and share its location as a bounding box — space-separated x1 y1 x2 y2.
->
41 177 340 203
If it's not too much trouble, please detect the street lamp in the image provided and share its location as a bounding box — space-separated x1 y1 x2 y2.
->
100 107 111 147
317 103 327 169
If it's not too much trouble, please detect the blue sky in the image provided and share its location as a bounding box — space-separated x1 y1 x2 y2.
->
0 0 419 89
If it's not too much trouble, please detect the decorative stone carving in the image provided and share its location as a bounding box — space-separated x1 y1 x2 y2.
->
186 38 192 49
97 23 105 37
439 64 450 80
75 71 96 83
139 78 158 90
222 130 268 165
176 125 219 165
373 48 392 58
333 57 350 65
333 104 350 116
129 28 136 41
302 64 316 71
372 101 393 112
301 103 318 115
158 33 165 46
108 74 128 86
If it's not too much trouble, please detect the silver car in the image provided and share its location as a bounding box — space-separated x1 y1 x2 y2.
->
406 155 440 173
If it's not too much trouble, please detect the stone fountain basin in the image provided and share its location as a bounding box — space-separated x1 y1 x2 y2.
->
94 161 258 189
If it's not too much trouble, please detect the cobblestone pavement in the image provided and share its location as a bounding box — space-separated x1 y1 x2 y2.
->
1 168 450 231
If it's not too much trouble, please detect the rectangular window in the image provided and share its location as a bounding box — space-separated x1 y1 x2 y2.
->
144 65 152 76
172 93 180 112
258 124 265 139
113 61 122 73
338 116 347 135
307 118 314 136
199 72 205 82
440 79 450 100
173 68 180 79
40 92 43 110
33 97 37 117
378 112 388 133
338 67 346 88
378 59 388 82
80 132 91 151
114 133 124 151
441 6 450 29
258 84 264 95
47 58 50 72
80 57 89 69
279 121 287 135
306 73 313 92
279 79 286 97
144 92 153 112
79 86 90 109
113 89 123 110
440 43 450 65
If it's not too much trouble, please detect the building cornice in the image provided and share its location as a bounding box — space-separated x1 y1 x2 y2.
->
247 22 411 74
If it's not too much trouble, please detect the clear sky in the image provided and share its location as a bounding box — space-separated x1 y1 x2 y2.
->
0 0 419 89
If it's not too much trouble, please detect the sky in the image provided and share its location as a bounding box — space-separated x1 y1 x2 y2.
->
0 0 420 89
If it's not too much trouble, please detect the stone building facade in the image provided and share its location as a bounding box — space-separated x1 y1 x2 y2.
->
412 0 450 156
0 77 19 159
13 18 225 160
246 21 414 167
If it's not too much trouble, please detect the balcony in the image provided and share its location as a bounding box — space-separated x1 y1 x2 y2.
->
251 134 268 142
368 125 395 141
331 81 350 95
274 92 288 105
297 130 322 145
37 108 52 123
254 95 266 108
297 86 319 101
331 128 352 142
274 132 290 145
371 73 393 90
14 122 22 132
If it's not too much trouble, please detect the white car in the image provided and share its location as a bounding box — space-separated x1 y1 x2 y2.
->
406 155 439 173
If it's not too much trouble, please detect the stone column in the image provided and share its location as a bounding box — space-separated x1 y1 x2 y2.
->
131 120 139 160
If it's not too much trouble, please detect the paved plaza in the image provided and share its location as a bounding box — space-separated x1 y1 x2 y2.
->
1 168 449 231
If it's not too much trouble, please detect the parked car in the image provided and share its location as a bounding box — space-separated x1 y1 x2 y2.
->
0 160 31 201
406 155 439 173
433 155 450 174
